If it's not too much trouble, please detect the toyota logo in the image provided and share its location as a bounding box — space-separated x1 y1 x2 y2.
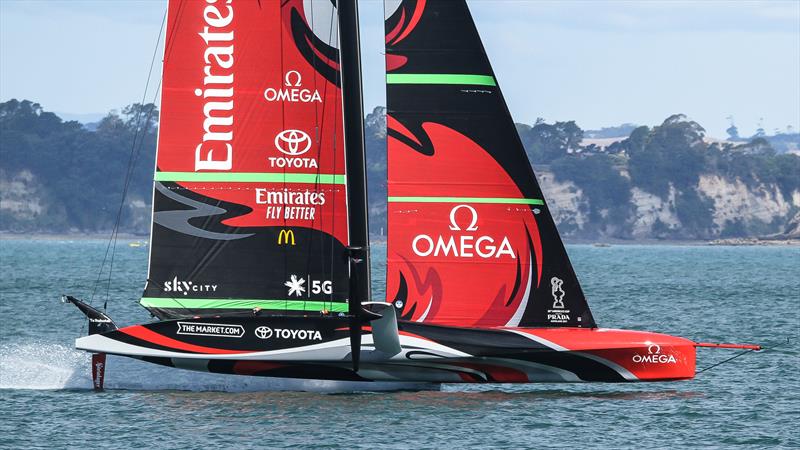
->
275 129 311 156
254 326 273 339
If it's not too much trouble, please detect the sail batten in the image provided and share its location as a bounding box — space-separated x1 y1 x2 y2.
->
386 74 496 86
154 172 347 184
389 197 544 205
140 298 349 312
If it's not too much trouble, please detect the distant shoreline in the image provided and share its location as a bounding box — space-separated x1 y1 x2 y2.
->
0 232 147 241
2 232 797 246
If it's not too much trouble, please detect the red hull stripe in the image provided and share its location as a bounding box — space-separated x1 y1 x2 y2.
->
455 362 529 382
233 361 286 376
122 325 251 355
398 330 435 343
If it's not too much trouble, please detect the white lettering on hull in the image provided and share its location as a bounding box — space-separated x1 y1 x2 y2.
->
632 344 677 364
254 326 323 341
177 321 244 338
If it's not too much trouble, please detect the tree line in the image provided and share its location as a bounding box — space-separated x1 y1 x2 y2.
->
517 114 799 238
1 99 798 238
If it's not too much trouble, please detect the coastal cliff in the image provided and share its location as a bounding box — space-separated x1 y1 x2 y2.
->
537 168 799 239
2 101 798 241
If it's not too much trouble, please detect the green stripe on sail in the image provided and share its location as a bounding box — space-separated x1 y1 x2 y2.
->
388 196 544 205
386 73 496 86
140 297 349 312
154 172 346 184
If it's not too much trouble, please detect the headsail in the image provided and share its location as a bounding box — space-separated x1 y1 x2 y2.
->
384 0 596 328
143 0 350 319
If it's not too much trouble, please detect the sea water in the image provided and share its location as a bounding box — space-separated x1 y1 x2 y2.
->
0 240 797 448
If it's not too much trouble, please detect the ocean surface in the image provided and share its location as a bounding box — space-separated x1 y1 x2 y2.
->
0 239 798 448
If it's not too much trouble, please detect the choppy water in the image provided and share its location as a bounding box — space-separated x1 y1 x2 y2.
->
1 239 798 448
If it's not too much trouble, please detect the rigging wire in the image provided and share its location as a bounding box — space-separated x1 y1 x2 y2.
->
303 0 318 316
104 88 162 310
280 0 288 313
145 277 201 318
325 1 342 314
304 0 334 314
138 0 204 318
89 8 168 311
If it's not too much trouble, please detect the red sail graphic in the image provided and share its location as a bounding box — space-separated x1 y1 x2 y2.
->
387 121 541 327
384 0 596 328
142 0 351 318
158 0 347 242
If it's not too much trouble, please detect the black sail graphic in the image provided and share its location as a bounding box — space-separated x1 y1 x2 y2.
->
142 0 350 319
384 0 596 328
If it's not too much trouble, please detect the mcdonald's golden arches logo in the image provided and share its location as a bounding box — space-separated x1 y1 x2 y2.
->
278 229 296 246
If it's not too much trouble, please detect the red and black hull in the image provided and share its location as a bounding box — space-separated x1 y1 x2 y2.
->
76 315 697 383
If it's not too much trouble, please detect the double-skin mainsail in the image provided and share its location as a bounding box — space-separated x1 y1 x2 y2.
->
384 0 596 328
142 0 368 320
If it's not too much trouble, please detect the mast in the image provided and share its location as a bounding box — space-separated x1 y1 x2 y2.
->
338 0 372 309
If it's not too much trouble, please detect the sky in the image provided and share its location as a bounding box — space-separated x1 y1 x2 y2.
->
1 0 798 138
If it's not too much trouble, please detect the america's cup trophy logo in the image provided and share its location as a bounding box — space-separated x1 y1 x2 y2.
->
551 277 565 309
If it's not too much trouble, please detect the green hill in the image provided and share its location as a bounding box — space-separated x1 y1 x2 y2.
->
1 99 798 240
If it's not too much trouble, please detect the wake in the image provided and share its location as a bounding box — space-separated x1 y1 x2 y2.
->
0 341 436 393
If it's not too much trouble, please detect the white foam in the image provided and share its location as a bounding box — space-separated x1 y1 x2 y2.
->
0 342 92 390
0 341 438 392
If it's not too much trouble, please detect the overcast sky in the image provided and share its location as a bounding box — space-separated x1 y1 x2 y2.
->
1 0 798 137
